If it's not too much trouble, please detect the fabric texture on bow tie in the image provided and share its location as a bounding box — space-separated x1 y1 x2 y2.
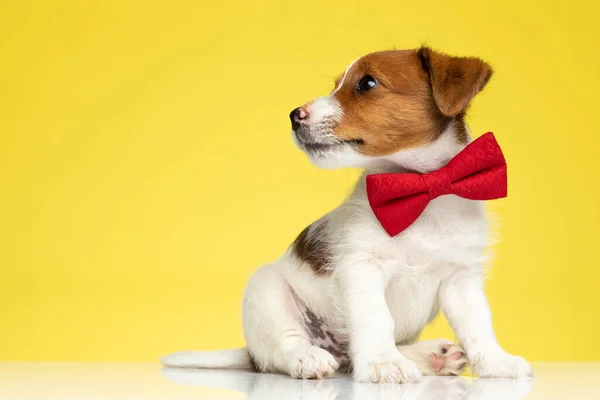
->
366 132 507 237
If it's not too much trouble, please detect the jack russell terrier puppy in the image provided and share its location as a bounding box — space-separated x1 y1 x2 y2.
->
162 47 533 383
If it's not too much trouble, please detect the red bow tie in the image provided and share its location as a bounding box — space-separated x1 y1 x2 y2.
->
366 132 507 237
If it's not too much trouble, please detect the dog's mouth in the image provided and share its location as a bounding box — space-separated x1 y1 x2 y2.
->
300 139 363 151
296 138 364 155
294 126 364 153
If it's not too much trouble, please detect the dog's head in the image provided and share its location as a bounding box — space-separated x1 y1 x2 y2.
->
290 47 492 169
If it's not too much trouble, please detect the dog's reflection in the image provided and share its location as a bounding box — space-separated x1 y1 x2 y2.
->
161 368 533 400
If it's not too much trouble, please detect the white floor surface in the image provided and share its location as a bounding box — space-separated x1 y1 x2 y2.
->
1 362 598 399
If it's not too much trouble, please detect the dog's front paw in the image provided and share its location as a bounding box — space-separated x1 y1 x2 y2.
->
354 353 422 384
470 345 532 378
288 346 339 379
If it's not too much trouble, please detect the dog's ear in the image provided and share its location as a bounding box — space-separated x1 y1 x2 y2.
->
418 47 493 117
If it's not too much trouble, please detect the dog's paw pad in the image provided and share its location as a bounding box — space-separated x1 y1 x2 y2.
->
430 343 468 376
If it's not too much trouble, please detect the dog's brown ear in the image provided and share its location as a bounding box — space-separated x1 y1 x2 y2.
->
418 47 493 117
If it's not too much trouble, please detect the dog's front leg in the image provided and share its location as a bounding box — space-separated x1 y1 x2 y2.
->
338 263 422 384
440 271 533 378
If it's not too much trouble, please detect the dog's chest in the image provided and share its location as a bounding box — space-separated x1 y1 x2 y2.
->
362 196 487 270
360 196 488 340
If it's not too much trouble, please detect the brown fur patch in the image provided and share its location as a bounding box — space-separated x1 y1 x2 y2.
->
330 48 492 155
418 47 493 117
291 221 331 275
332 50 447 156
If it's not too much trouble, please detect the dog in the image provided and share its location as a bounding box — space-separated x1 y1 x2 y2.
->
162 46 533 384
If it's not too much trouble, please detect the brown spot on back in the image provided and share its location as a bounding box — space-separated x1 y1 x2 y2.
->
291 221 331 275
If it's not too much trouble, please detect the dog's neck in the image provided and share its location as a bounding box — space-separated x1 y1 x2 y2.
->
364 124 469 175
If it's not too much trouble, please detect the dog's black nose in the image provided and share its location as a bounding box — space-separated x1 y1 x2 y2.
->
289 107 309 130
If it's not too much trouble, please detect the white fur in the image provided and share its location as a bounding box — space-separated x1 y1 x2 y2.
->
305 96 341 122
298 95 368 169
332 57 359 93
163 72 532 382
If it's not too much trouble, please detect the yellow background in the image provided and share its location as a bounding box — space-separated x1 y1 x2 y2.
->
1 0 599 362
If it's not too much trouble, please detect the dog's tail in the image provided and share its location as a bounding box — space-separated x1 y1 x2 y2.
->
160 347 252 369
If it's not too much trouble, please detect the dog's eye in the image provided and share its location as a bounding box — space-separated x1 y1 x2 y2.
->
356 75 377 92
